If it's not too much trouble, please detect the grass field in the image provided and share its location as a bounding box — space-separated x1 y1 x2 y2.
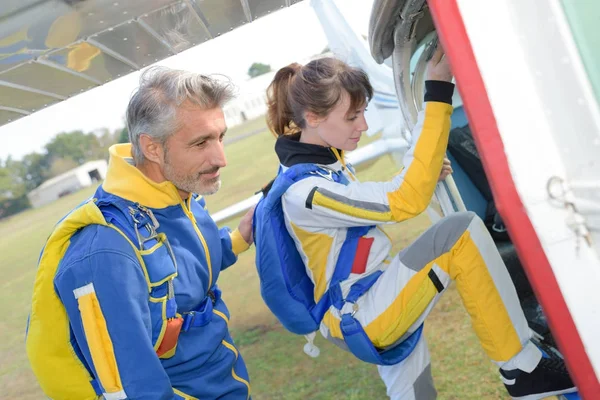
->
0 118 511 399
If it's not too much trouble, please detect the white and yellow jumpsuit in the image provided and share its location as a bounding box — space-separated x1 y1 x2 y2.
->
276 81 540 399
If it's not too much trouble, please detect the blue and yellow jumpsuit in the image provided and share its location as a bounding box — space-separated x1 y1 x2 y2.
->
27 144 252 399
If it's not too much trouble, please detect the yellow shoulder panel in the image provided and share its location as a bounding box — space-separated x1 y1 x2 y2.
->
26 199 107 400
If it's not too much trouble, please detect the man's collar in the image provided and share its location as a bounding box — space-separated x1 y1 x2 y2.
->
102 144 184 209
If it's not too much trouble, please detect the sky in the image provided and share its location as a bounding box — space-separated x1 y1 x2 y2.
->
0 0 374 161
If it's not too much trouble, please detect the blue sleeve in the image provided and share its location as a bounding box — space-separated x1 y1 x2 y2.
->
195 194 247 271
220 227 238 271
54 226 176 400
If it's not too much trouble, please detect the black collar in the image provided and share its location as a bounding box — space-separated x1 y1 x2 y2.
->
274 132 339 167
258 133 340 196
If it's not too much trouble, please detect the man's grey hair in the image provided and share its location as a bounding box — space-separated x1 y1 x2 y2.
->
126 66 236 164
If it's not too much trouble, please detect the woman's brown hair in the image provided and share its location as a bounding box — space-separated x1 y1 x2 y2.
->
266 57 373 137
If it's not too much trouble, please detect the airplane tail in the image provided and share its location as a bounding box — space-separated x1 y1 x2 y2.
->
310 0 400 136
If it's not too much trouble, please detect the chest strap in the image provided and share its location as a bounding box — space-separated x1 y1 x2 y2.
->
181 287 222 331
98 198 218 326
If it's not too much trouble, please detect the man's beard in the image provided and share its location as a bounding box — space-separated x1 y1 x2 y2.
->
163 153 221 196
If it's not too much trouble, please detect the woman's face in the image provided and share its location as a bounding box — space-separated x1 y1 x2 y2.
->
314 92 369 151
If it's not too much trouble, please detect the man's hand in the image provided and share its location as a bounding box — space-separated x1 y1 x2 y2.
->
438 157 453 182
238 205 255 245
426 44 453 82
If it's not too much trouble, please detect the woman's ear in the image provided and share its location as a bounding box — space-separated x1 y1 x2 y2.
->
305 111 324 128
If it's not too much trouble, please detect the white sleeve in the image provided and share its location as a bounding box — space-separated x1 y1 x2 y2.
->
283 102 453 229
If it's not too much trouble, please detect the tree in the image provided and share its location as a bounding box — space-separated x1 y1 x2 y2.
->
49 158 79 178
45 130 102 165
95 127 119 150
0 126 125 218
247 62 271 78
0 157 26 197
20 152 50 191
0 156 32 218
0 163 14 198
118 126 130 143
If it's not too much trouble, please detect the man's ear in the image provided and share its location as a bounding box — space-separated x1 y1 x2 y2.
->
139 134 164 164
305 111 325 128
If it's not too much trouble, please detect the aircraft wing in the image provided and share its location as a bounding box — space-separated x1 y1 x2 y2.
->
0 0 303 128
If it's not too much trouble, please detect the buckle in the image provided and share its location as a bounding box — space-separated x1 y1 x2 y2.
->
341 301 359 317
181 296 213 331
351 303 359 317
312 167 339 182
207 290 216 305
182 311 196 332
128 203 160 249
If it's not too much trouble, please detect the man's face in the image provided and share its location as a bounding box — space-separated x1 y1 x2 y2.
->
161 102 227 196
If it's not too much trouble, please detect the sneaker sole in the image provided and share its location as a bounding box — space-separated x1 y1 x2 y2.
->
557 394 581 400
511 387 578 400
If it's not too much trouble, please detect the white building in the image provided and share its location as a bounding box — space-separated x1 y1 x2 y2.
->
223 53 335 128
27 160 108 208
223 71 276 128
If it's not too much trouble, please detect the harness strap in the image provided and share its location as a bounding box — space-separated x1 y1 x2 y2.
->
335 270 424 365
310 225 373 321
181 287 221 331
97 198 216 329
330 226 372 285
344 270 382 305
310 240 410 366
96 198 161 251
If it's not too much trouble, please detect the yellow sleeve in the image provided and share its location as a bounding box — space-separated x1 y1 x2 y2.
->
230 229 250 255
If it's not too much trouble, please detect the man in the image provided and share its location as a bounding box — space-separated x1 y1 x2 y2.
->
26 66 255 399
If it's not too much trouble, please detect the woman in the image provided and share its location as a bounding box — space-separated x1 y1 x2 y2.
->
262 46 576 400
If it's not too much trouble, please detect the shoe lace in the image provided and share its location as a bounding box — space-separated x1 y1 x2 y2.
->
539 356 569 374
533 337 563 360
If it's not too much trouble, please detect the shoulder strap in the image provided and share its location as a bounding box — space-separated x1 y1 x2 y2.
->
260 163 346 198
262 164 328 202
95 198 137 244
94 197 180 300
258 163 355 325
95 198 161 251
284 164 343 183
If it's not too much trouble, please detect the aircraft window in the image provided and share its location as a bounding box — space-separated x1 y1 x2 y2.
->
408 32 463 112
188 0 247 37
560 1 600 105
138 2 211 53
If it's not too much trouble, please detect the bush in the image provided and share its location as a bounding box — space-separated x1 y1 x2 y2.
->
0 195 31 220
